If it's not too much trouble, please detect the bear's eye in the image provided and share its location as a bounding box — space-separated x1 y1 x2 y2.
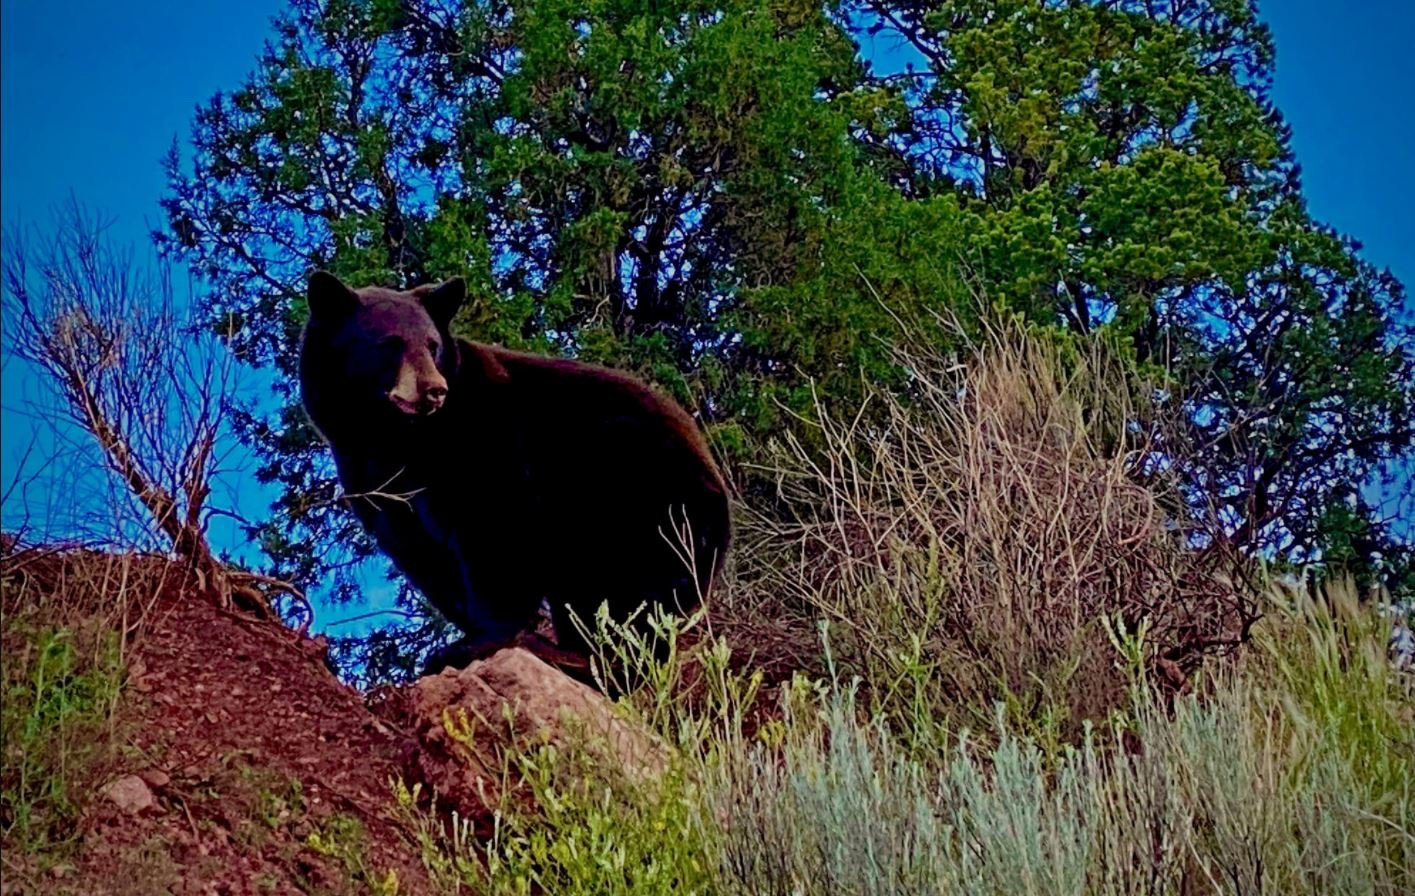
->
427 339 440 355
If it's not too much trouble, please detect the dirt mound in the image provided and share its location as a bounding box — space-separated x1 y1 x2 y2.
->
2 546 667 895
25 572 434 895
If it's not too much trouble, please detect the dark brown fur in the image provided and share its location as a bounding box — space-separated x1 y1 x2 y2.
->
298 273 731 673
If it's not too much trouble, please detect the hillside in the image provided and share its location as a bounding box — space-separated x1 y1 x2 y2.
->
1 546 653 895
4 333 1411 895
1 547 421 893
6 545 1413 896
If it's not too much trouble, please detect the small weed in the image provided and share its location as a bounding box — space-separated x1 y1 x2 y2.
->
306 811 401 895
478 746 714 896
1 619 125 858
257 773 306 831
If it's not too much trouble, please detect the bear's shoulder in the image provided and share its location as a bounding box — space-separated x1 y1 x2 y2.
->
460 342 663 406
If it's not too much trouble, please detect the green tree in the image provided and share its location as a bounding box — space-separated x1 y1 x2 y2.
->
164 0 1414 677
160 0 969 675
852 0 1413 578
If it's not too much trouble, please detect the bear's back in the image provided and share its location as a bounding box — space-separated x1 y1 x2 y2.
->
466 343 723 489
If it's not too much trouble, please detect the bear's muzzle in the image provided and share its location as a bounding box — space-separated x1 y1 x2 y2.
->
388 369 449 416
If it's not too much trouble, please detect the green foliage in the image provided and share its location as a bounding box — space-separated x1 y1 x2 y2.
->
479 750 714 896
163 0 1414 675
854 0 1414 579
0 622 125 858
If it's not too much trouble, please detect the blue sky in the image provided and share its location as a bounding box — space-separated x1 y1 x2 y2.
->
1 0 287 570
2 2 1412 619
1262 1 1415 288
0 1 283 247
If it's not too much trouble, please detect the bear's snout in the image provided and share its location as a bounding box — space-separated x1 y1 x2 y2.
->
388 371 449 416
421 383 448 412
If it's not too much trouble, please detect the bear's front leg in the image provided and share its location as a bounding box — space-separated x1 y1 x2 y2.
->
417 530 541 676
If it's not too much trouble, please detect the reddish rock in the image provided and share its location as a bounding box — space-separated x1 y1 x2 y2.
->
405 647 667 823
138 768 171 789
101 775 157 815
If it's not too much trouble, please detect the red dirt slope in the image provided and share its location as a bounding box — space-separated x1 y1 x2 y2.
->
24 563 437 896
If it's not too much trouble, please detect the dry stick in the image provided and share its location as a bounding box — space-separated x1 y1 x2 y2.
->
64 350 264 620
6 223 310 634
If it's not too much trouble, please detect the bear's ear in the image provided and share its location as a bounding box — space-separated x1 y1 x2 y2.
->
307 271 359 320
416 277 466 330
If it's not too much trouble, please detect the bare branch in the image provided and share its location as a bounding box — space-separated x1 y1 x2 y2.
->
1 200 306 625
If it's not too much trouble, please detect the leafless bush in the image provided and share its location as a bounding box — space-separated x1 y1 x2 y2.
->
1 202 305 624
739 322 1258 738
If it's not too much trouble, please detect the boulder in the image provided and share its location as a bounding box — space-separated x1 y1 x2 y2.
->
403 647 666 823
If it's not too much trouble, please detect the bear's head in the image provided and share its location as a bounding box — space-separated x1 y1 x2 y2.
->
300 272 466 428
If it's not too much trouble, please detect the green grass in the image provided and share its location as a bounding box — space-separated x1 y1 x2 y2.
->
1258 578 1414 812
1 620 125 857
404 584 1411 896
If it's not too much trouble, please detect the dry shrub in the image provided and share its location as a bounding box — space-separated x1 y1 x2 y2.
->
1 202 306 625
739 324 1257 738
1 542 181 639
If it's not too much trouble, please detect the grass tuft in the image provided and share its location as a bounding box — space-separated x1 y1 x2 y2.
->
1 548 149 865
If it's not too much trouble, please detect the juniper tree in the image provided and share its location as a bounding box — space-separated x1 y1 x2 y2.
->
852 0 1413 578
162 0 1413 676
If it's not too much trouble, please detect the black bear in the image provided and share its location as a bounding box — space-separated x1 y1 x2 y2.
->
298 272 731 674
